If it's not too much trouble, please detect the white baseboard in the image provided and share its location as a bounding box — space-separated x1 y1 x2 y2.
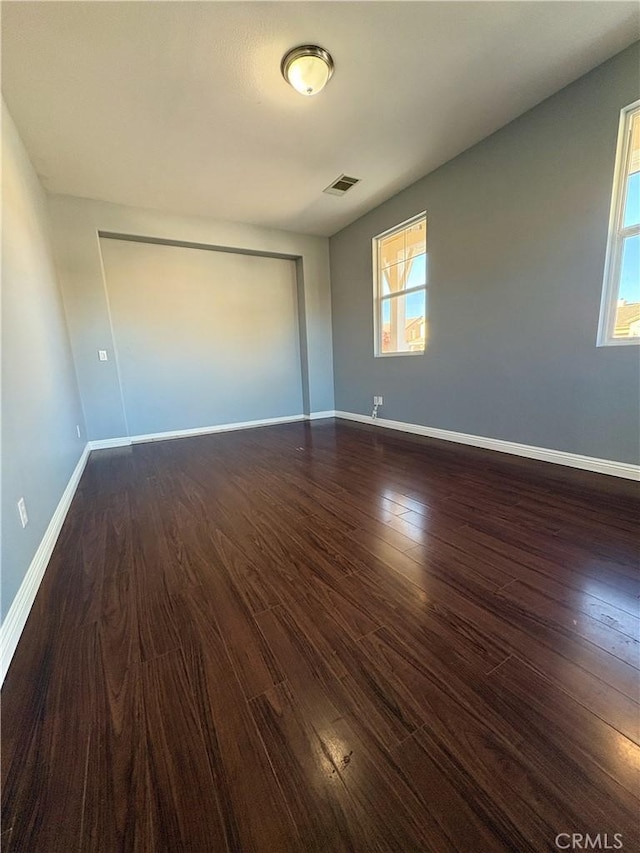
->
306 410 337 420
88 414 315 450
0 443 91 686
89 410 638 480
88 412 343 450
89 436 132 450
334 411 640 481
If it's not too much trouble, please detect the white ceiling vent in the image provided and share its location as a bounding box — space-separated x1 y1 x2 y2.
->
323 174 360 196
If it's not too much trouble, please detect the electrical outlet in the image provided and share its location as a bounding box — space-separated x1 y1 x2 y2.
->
378 396 383 406
98 350 108 361
17 497 28 528
76 424 81 438
373 396 384 406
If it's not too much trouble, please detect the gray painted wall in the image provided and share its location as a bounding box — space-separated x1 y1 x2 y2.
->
1 100 85 620
330 43 640 464
99 237 304 435
48 196 334 440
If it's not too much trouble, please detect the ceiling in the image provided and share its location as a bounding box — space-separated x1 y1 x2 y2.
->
2 2 638 237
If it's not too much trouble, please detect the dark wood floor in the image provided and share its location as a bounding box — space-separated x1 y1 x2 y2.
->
2 419 639 852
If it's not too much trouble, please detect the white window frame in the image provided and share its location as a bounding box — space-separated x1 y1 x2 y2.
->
597 100 640 347
373 212 427 358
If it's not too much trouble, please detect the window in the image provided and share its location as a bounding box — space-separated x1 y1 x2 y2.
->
598 101 640 346
374 214 427 356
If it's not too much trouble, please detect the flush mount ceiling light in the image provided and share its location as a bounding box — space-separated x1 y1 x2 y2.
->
281 45 334 96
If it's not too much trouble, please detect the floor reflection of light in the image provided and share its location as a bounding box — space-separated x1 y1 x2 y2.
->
382 485 437 512
582 580 640 624
379 489 431 544
611 730 640 771
382 487 406 508
315 726 357 781
407 526 427 547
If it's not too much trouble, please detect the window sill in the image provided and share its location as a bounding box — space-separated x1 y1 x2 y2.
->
374 350 426 358
596 337 640 347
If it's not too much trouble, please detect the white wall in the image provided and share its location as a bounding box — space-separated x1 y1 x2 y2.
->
99 237 304 435
1 99 85 620
48 195 335 440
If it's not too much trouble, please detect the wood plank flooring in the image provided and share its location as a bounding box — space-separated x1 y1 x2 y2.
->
2 419 639 852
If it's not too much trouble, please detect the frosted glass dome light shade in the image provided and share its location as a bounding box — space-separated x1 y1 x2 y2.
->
281 45 334 96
